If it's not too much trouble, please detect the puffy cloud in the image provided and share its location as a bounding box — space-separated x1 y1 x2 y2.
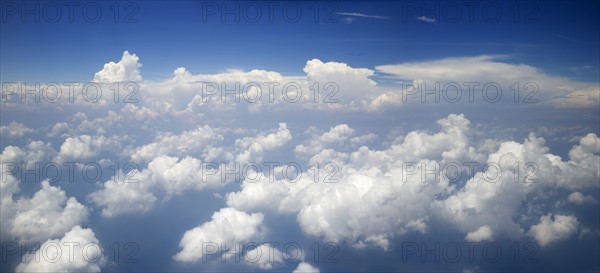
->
438 130 599 239
528 214 579 247
57 135 105 160
295 124 376 157
229 114 478 249
16 225 105 273
6 181 88 244
174 207 265 263
147 155 226 196
131 125 224 163
47 122 69 137
93 51 142 83
292 262 320 273
235 123 292 163
567 191 597 205
465 225 493 242
229 114 599 249
88 169 156 217
1 141 57 168
303 59 376 103
243 243 284 269
0 122 34 138
56 135 127 162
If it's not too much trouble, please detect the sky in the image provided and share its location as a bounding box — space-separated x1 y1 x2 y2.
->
1 1 599 272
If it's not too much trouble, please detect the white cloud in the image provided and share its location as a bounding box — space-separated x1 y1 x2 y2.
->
336 12 390 20
93 50 142 83
16 225 105 273
57 135 108 161
1 141 57 168
174 207 265 263
7 181 88 244
235 123 292 163
88 169 156 217
375 55 599 108
567 191 597 205
0 122 34 138
243 243 284 269
47 122 69 137
295 124 376 158
228 113 599 249
304 59 376 104
229 114 478 249
131 125 224 163
417 16 437 23
292 262 320 273
528 214 579 247
147 155 225 196
465 225 493 242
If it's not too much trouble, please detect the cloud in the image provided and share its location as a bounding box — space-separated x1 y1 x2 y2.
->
93 51 142 83
1 141 57 168
228 113 600 249
292 262 320 273
417 16 437 23
465 225 493 242
56 135 120 161
131 125 224 163
294 124 375 157
375 55 600 108
174 207 265 263
567 191 597 205
235 123 292 163
337 12 391 20
228 114 479 249
303 59 376 104
243 243 284 269
88 169 156 217
528 214 579 247
16 225 105 273
0 122 34 138
7 181 88 244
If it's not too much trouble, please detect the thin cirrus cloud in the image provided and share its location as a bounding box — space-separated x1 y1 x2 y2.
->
416 15 437 23
337 12 391 20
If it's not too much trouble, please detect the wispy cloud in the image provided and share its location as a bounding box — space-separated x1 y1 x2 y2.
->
417 16 437 23
337 12 391 20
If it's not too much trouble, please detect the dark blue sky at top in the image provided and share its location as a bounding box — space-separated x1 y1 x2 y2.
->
1 0 599 83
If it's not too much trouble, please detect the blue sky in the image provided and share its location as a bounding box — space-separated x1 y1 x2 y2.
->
2 1 599 82
1 1 599 273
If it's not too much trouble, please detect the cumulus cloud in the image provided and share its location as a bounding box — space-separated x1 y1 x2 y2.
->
57 135 110 161
229 114 479 249
93 51 142 83
243 243 284 269
0 122 34 138
131 125 224 163
88 169 156 217
1 141 57 168
6 181 88 244
295 124 376 157
228 114 599 249
293 262 320 273
303 59 376 103
235 123 292 163
528 214 579 247
16 225 105 273
465 225 493 242
174 207 265 263
568 191 597 204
